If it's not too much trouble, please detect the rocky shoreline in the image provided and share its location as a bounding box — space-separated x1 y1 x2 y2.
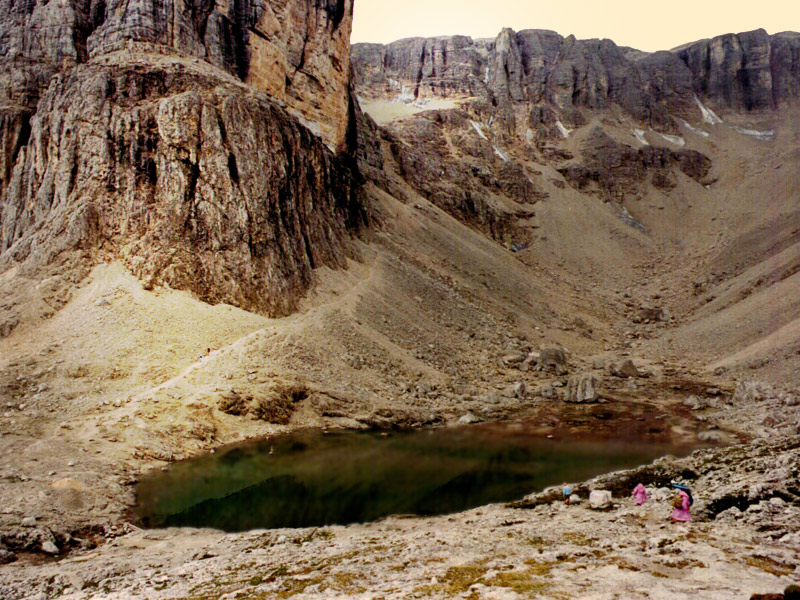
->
0 429 797 599
2 372 799 599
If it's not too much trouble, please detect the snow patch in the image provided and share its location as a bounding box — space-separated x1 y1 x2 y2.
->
657 132 685 147
694 96 723 125
388 78 415 104
471 120 488 140
678 119 710 138
733 126 775 141
632 128 649 145
616 205 647 233
493 146 509 162
397 86 415 104
525 129 534 143
556 120 571 139
484 66 490 84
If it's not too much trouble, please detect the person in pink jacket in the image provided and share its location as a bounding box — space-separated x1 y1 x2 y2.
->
632 483 648 505
670 483 693 522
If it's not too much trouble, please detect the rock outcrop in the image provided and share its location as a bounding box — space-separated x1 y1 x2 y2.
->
385 110 536 240
0 0 367 317
1 0 354 150
558 127 713 201
1 61 365 316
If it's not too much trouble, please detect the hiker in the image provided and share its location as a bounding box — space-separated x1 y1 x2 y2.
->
632 483 648 505
670 483 693 522
562 482 572 505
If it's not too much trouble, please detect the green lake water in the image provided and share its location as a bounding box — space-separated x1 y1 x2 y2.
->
134 423 698 532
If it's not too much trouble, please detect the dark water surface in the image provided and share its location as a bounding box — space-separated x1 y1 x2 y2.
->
135 423 698 532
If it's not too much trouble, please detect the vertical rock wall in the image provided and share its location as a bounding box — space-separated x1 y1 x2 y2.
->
0 0 354 151
0 0 365 317
352 27 800 127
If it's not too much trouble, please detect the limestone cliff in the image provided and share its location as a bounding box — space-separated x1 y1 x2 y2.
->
0 0 365 318
676 29 800 111
352 28 800 128
0 0 353 150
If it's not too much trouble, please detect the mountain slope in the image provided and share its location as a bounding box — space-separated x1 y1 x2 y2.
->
352 28 800 386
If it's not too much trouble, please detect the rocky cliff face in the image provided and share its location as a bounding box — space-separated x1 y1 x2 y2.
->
352 36 492 101
352 28 800 129
676 29 800 111
351 28 800 244
1 0 354 150
0 0 366 317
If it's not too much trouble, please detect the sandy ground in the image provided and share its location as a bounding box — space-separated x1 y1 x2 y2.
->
359 98 464 125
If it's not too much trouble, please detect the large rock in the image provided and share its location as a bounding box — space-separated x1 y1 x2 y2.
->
0 547 16 564
458 412 481 425
565 373 600 403
589 489 613 510
41 540 59 555
538 347 568 374
611 359 639 379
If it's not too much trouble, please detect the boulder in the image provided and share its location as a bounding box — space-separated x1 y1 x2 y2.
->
592 357 607 369
698 430 727 442
501 352 527 367
0 548 16 564
568 494 582 505
715 507 743 522
41 541 59 555
589 490 613 510
565 373 600 403
458 412 481 425
537 348 568 375
512 382 527 398
748 483 766 500
684 395 707 410
732 380 771 404
520 351 540 371
611 359 638 378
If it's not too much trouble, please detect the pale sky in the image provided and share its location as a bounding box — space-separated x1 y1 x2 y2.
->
350 0 800 52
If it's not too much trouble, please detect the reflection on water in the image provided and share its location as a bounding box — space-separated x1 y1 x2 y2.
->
135 423 698 532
